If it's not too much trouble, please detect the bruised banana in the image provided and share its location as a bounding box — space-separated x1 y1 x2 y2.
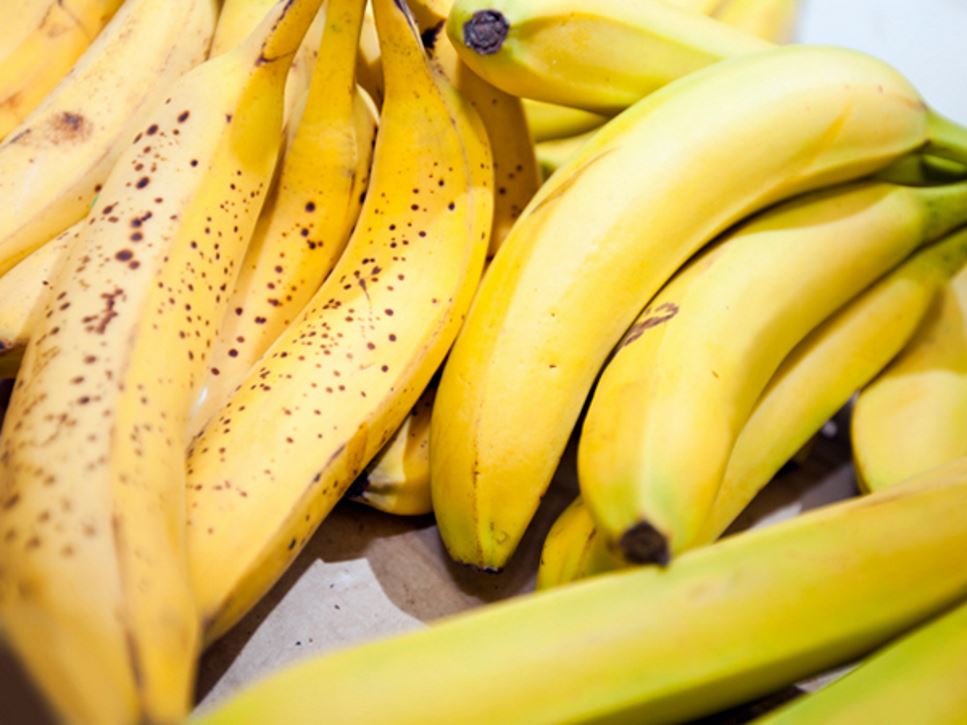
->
194 460 967 725
447 0 771 113
0 0 124 140
185 0 492 644
713 0 800 44
191 0 376 433
430 44 967 571
579 180 967 564
0 2 320 721
852 263 967 493
759 598 967 724
350 384 436 516
0 0 216 275
0 221 80 351
540 227 967 589
211 0 328 127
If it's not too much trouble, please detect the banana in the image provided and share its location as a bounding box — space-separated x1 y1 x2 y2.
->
356 2 383 107
190 0 376 434
0 0 217 276
350 384 436 516
758 599 967 724
579 180 967 564
713 0 800 43
0 1 319 720
536 495 622 590
540 227 967 588
193 459 967 725
0 0 125 140
211 0 328 127
447 0 771 113
852 264 967 493
430 44 967 571
876 152 967 186
523 99 608 143
0 220 79 352
408 0 539 254
535 127 596 180
185 0 492 644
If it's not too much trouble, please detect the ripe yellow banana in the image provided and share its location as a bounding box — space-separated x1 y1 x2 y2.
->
0 0 124 140
193 459 967 725
852 264 967 493
190 0 376 434
0 220 79 351
185 0 492 644
759 598 967 724
356 2 383 107
535 127 596 180
0 1 319 720
540 227 967 588
211 0 328 127
579 180 967 564
430 44 967 571
0 0 216 275
522 99 608 143
447 0 771 113
389 0 538 255
350 384 436 516
713 0 800 43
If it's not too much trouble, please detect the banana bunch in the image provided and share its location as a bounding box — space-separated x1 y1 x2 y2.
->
2 0 967 721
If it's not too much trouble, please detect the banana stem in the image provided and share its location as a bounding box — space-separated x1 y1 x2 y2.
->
924 109 967 166
918 180 967 241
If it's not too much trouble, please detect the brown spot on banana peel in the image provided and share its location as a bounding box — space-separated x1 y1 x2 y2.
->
619 303 680 349
421 21 444 53
527 148 616 217
463 10 509 55
620 521 670 566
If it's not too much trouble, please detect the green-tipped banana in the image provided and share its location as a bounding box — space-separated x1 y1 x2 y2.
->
194 459 967 724
431 43 967 571
852 262 967 493
758 599 967 724
579 181 967 564
447 0 771 112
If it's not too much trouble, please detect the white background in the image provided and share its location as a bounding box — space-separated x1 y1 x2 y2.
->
798 0 967 124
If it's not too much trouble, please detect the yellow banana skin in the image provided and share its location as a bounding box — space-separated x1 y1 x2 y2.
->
579 181 967 564
0 221 79 351
0 0 124 140
540 228 967 588
522 99 607 143
351 385 436 516
535 127 596 180
759 599 967 724
713 0 800 43
356 2 383 107
185 0 493 644
0 1 318 720
852 264 967 493
536 495 622 590
211 0 328 127
194 461 967 725
447 0 771 113
0 0 217 276
409 0 540 255
430 44 955 571
191 0 376 434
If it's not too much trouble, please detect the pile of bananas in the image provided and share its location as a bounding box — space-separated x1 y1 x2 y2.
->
1 0 966 721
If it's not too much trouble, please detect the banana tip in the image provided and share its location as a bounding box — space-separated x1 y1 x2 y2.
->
463 10 509 55
620 522 670 566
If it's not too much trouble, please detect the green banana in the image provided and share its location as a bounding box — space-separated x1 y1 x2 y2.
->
447 0 771 112
430 43 967 571
193 458 967 724
758 599 967 724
